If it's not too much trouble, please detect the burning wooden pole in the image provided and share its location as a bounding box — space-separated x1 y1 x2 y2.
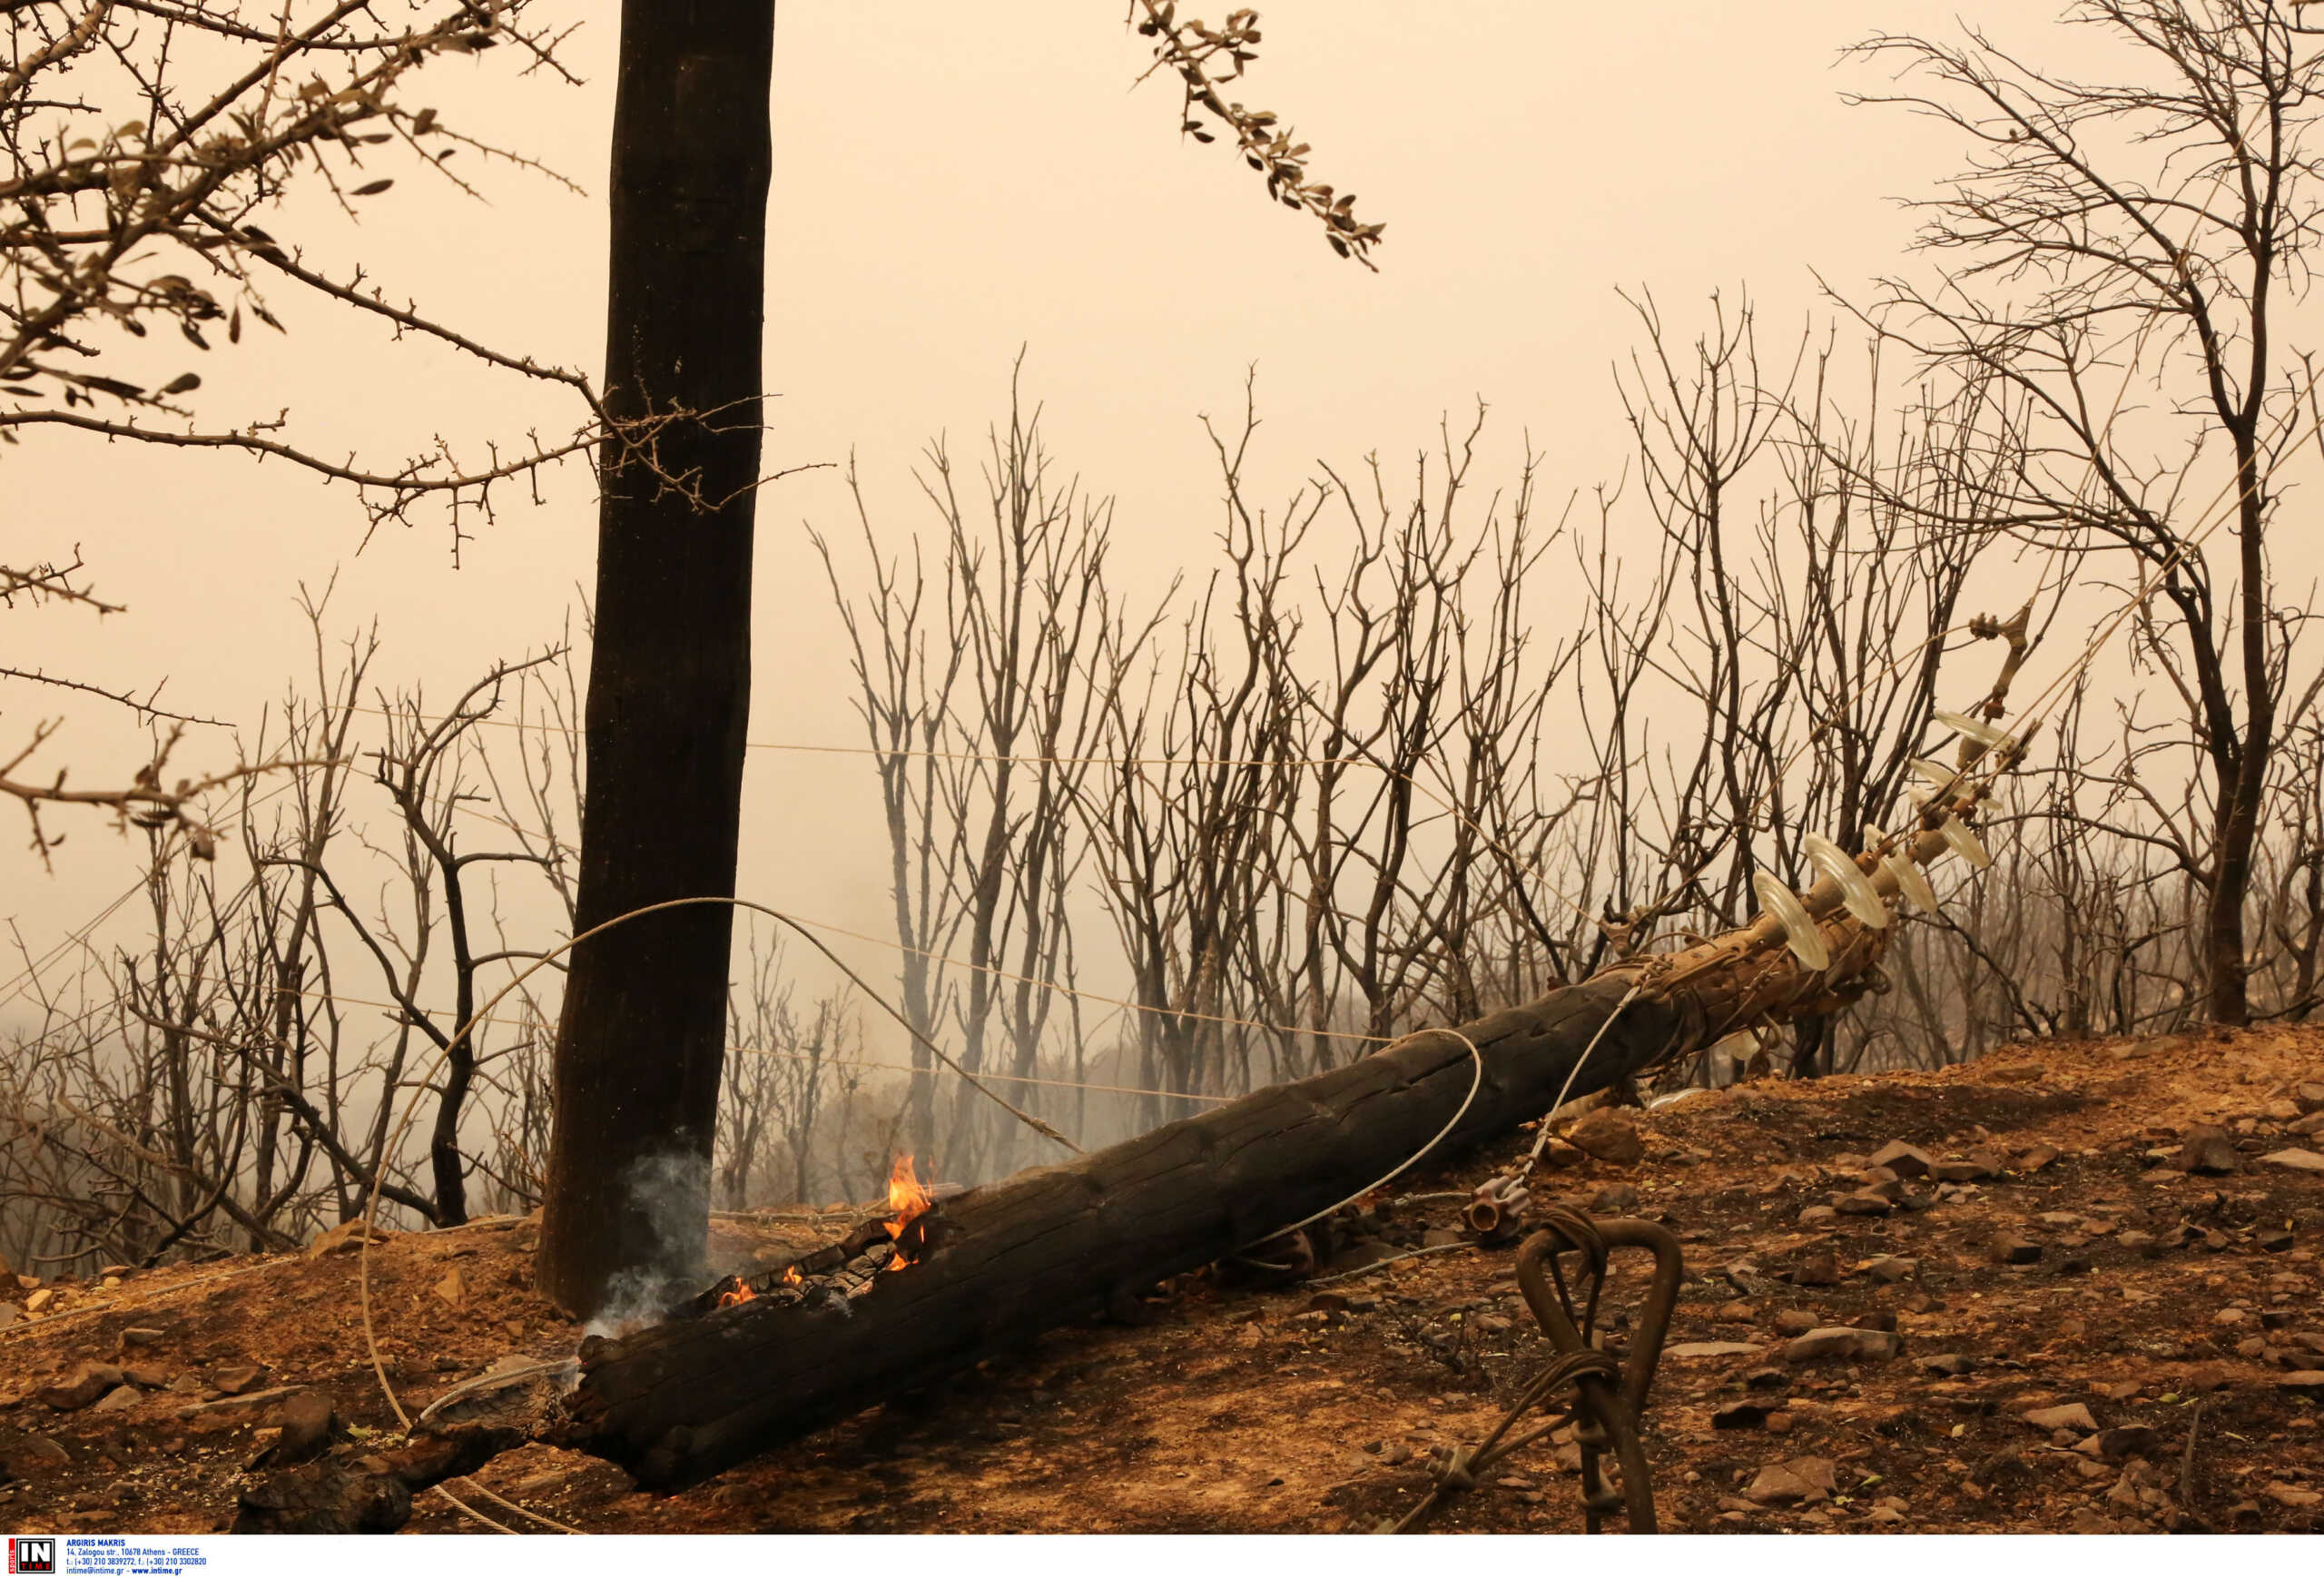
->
550 792 1989 1491
556 975 1672 1487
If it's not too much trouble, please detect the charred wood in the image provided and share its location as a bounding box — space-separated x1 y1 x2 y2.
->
555 971 1700 1489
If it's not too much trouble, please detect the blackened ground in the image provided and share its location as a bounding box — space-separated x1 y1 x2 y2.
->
2 1025 2320 1534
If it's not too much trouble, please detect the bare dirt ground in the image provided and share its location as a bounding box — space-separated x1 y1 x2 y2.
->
4 1024 2321 1535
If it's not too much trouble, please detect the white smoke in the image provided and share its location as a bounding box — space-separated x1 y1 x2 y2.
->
582 1149 712 1339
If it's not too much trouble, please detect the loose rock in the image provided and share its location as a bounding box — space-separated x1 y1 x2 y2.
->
2079 1425 2160 1462
2021 1402 2096 1432
1934 1152 2004 1182
1664 1341 1763 1359
1783 1327 1902 1364
35 1363 123 1413
2175 1126 2241 1176
1540 1138 1587 1169
1565 1109 1644 1167
0 1435 69 1479
212 1365 266 1396
1867 1141 1934 1178
1589 1183 1640 1212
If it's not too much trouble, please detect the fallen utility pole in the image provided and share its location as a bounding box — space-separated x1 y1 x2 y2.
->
551 806 1967 1491
239 799 1980 1526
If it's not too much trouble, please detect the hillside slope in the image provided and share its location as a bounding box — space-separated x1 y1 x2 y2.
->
2 1026 2320 1534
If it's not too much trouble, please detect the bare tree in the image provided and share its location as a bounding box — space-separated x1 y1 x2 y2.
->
1564 292 2024 1075
1849 0 2324 1022
536 0 778 1317
4 3 594 861
2 2 594 531
277 651 565 1225
714 932 862 1208
818 373 1133 1179
0 601 588 1272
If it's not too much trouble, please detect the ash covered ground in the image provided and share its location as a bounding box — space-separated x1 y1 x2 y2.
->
3 1026 2321 1534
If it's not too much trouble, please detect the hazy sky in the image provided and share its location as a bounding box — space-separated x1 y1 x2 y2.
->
5 0 2148 991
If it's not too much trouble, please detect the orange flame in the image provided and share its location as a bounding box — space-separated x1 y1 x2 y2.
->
716 1277 756 1308
782 1265 803 1287
883 1153 934 1267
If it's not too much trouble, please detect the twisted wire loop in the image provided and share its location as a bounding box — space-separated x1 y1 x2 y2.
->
1387 1206 1683 1534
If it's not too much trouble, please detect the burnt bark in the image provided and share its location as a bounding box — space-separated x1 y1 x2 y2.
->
548 839 1905 1491
555 972 1698 1488
247 834 1907 1524
537 0 778 1316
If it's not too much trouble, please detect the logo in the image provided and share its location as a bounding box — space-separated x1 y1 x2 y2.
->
7 1538 55 1575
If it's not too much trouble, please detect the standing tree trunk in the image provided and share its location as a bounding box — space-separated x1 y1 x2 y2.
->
2205 428 2276 1027
538 0 777 1317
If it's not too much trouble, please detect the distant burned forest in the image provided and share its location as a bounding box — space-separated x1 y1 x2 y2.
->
9 1 2324 1288
10 322 2321 1271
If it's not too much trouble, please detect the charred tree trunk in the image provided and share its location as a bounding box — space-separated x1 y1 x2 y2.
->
537 0 777 1317
2205 438 2273 1028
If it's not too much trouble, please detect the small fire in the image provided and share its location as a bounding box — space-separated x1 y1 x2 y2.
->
782 1265 803 1287
883 1152 935 1267
716 1277 756 1308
